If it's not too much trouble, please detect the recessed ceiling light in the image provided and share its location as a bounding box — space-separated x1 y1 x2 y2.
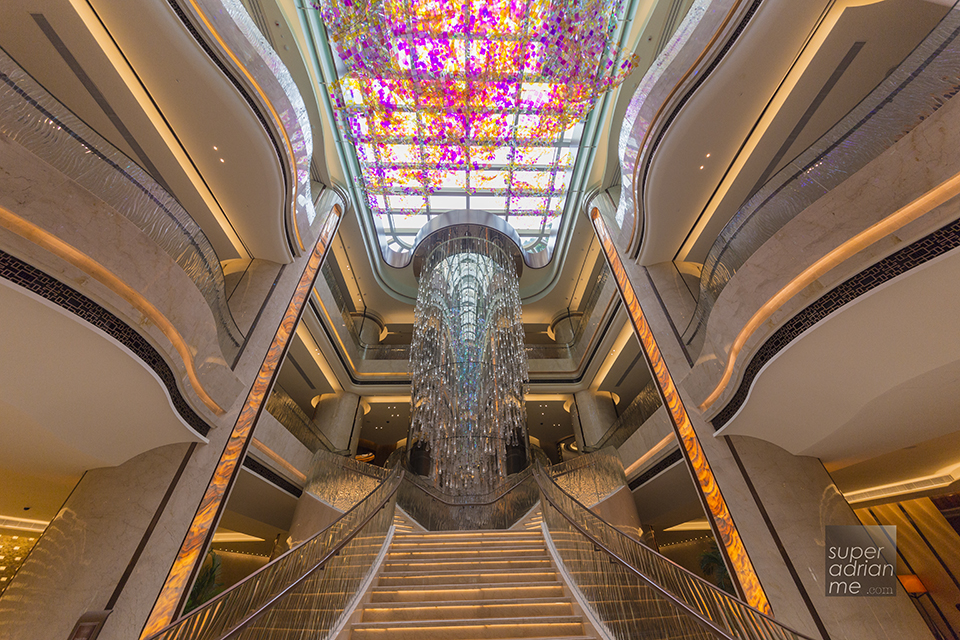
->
699 165 704 170
213 145 218 150
705 153 710 158
220 158 225 163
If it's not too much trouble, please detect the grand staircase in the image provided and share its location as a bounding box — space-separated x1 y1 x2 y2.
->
341 510 599 640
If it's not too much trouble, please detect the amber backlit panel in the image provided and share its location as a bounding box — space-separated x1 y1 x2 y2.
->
141 208 341 638
590 208 771 616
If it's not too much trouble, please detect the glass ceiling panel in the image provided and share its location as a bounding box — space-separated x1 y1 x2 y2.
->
314 0 637 257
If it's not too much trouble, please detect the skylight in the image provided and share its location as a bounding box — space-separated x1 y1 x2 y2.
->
313 0 635 260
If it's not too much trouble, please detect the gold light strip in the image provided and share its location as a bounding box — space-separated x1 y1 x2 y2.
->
0 205 224 416
700 168 960 412
184 0 305 251
311 291 409 378
675 0 881 261
141 206 340 638
591 208 771 615
623 433 676 478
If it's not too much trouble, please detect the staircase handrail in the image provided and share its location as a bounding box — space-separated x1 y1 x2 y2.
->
397 465 540 530
145 467 404 640
534 462 816 640
402 464 536 506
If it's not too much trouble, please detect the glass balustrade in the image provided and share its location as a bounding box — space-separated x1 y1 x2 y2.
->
0 47 244 361
264 386 348 455
547 446 629 507
396 467 540 531
145 469 401 640
535 461 815 640
683 5 960 357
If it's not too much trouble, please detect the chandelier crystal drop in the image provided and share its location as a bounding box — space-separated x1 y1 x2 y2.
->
406 229 529 496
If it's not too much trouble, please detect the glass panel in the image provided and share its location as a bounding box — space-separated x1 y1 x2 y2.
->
397 467 540 531
146 469 402 640
683 6 960 357
0 50 243 360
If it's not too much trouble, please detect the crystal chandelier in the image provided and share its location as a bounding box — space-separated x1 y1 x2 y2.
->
406 227 529 496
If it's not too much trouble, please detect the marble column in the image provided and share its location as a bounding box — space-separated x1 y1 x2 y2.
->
0 443 193 640
354 313 383 346
724 435 927 639
313 392 362 454
549 312 580 344
572 390 619 450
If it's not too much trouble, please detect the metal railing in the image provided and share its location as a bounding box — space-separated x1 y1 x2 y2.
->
546 446 628 507
535 461 815 640
0 47 244 361
397 466 540 530
682 4 960 357
264 386 348 455
145 468 402 640
588 381 662 452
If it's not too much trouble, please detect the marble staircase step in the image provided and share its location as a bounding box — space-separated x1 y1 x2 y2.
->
360 599 575 622
377 568 558 586
369 582 567 603
349 615 586 640
387 546 546 560
382 557 552 571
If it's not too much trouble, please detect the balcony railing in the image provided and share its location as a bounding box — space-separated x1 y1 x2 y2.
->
317 253 614 361
588 380 662 452
682 5 960 357
303 447 390 512
546 446 628 507
0 47 244 361
396 466 541 531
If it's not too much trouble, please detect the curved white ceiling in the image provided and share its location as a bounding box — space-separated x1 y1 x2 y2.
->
0 280 204 518
0 0 289 263
719 246 960 471
641 0 947 265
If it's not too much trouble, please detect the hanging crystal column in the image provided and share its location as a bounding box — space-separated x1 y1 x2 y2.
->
407 229 529 496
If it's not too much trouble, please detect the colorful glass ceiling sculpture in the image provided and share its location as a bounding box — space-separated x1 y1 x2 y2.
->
314 0 636 255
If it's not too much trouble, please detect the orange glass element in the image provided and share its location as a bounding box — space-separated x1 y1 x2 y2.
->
590 208 771 616
898 574 927 596
141 207 341 638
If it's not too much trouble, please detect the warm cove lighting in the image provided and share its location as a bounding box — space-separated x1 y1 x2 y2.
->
211 529 265 544
699 167 960 413
0 516 49 533
664 518 712 532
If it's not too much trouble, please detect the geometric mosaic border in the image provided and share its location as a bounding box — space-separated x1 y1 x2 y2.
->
0 249 212 436
712 215 960 430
